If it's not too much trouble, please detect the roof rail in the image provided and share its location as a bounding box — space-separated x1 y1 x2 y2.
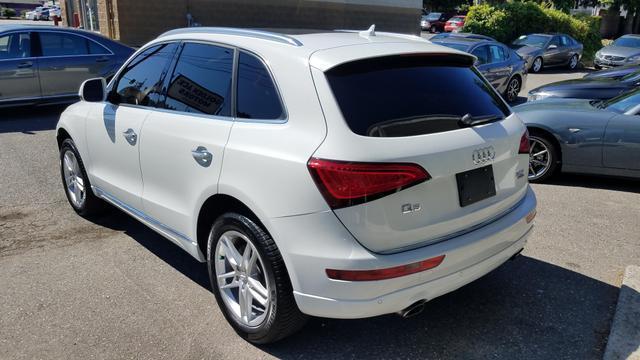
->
159 27 303 47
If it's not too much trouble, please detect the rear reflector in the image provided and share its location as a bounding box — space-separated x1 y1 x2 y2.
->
307 158 430 209
519 130 530 154
526 209 537 223
326 255 445 281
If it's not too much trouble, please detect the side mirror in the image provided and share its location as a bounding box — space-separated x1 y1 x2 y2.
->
548 44 558 50
79 78 106 102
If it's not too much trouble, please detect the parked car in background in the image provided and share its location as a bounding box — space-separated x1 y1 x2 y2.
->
515 90 640 182
56 27 536 344
421 12 456 33
444 15 465 32
583 64 640 80
528 70 640 101
430 32 495 41
510 33 583 73
432 36 527 102
0 25 134 108
594 34 640 69
25 6 48 21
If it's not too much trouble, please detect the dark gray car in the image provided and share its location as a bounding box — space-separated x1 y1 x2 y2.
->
0 25 133 108
510 33 583 73
432 36 527 102
514 90 640 182
594 34 640 69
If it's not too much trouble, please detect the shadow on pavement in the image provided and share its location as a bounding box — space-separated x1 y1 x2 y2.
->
0 105 67 134
90 209 617 359
543 173 640 194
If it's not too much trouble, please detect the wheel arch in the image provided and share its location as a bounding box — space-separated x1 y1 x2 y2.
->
56 127 72 149
195 193 269 260
527 125 563 166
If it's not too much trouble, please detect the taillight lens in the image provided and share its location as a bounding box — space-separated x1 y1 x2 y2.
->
326 255 445 281
519 130 530 154
307 158 430 209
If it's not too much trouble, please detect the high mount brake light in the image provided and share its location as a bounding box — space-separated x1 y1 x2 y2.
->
307 158 430 209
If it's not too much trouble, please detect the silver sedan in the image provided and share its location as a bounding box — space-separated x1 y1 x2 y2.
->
0 25 133 108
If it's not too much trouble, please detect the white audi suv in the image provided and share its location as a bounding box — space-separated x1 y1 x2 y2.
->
56 27 537 343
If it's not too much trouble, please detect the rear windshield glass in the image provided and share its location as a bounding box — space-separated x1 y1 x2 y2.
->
325 55 510 137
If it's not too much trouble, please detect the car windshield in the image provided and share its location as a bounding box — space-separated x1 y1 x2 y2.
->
512 35 549 48
325 55 510 138
604 89 640 113
449 16 464 22
426 13 441 20
435 42 470 52
612 36 640 48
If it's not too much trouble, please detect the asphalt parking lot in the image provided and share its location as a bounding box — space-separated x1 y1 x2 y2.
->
1 71 639 359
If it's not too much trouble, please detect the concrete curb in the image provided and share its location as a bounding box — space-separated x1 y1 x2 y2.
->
604 265 640 360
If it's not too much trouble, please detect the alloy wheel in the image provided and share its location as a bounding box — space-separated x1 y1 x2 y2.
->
215 230 270 327
506 77 521 102
532 58 542 73
62 150 86 208
528 137 552 181
569 55 578 69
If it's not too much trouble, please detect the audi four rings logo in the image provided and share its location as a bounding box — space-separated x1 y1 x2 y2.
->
472 146 496 165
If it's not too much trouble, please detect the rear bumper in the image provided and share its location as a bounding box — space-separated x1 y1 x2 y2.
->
269 186 536 319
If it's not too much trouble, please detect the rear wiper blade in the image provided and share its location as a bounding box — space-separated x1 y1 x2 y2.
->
459 113 502 127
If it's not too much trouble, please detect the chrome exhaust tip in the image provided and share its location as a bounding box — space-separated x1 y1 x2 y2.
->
397 300 427 318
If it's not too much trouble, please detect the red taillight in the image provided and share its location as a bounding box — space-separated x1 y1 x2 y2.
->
307 158 430 209
519 130 530 154
326 255 445 281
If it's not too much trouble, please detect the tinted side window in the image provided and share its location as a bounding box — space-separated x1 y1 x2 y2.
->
471 45 489 65
549 36 560 47
164 43 233 116
489 45 506 62
326 55 510 137
0 33 30 59
237 52 284 120
39 32 88 56
88 40 109 55
114 43 178 107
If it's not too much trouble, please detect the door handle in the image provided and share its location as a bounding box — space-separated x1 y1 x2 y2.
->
96 57 110 63
17 61 32 69
191 146 213 167
122 128 137 145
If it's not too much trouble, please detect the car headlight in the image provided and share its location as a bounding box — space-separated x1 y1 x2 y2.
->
528 92 552 101
595 50 602 58
627 55 640 63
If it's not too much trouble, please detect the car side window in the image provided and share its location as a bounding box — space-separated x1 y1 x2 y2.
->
236 51 284 120
560 36 570 46
549 36 560 48
489 45 506 63
113 43 179 107
88 40 109 55
471 45 489 65
163 42 233 116
39 32 89 56
0 32 31 59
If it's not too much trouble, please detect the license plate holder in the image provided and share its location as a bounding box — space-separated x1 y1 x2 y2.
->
456 165 497 207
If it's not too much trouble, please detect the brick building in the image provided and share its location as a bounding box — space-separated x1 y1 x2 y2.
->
59 0 421 46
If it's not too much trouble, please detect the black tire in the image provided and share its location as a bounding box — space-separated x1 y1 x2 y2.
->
528 133 560 183
59 138 106 217
504 76 521 103
594 64 602 70
207 213 307 344
531 57 543 73
568 54 579 70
